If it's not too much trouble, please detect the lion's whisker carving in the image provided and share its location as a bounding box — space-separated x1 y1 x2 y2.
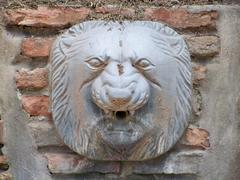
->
50 21 191 161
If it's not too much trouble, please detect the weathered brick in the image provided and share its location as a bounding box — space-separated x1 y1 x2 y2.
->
184 35 220 57
95 6 135 17
15 68 48 89
0 156 7 166
21 95 50 117
0 172 12 180
184 128 210 149
145 8 218 30
21 37 54 58
4 6 91 28
28 121 64 147
0 156 9 171
44 153 120 174
192 65 207 85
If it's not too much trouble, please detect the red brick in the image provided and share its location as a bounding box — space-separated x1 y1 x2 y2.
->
95 6 135 17
145 8 218 29
21 95 50 117
184 128 210 149
21 37 54 58
44 153 120 174
4 6 91 28
15 68 48 89
192 65 207 85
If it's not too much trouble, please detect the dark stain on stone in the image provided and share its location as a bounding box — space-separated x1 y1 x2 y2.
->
119 40 122 47
117 64 124 75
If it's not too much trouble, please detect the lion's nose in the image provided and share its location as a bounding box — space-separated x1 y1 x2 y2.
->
106 88 131 107
109 97 131 106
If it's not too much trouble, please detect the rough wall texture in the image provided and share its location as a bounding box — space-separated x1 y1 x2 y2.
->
0 2 239 180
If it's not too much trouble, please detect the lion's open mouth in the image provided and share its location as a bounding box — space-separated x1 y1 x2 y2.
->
113 111 129 120
114 111 128 119
96 109 146 151
97 110 136 137
103 110 136 120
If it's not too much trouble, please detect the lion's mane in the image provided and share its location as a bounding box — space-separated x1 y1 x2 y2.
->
50 21 191 160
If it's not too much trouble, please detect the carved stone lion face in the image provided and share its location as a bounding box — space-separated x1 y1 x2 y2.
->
50 21 192 161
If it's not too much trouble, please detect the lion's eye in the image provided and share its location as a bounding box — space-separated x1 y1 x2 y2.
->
85 58 106 70
134 59 154 71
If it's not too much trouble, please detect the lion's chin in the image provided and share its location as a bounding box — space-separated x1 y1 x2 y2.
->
100 129 144 152
96 113 145 152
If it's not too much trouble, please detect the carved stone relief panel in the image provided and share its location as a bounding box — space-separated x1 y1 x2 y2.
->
50 21 192 161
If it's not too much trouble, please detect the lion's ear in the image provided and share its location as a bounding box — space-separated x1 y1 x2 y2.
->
56 21 107 55
159 26 187 56
168 37 186 56
141 21 188 57
60 26 82 49
61 37 75 48
56 25 82 55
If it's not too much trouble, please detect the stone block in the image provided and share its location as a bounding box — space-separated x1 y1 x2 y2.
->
184 35 220 58
133 150 204 175
44 153 120 174
28 121 64 147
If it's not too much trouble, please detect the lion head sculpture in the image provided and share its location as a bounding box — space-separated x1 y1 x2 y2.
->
50 21 192 161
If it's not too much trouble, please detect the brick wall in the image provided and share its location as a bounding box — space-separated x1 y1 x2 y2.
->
0 2 224 179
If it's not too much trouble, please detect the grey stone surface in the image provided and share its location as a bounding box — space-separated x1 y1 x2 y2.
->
223 0 240 4
52 174 197 180
0 13 51 180
28 121 64 147
132 150 204 174
196 5 240 180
